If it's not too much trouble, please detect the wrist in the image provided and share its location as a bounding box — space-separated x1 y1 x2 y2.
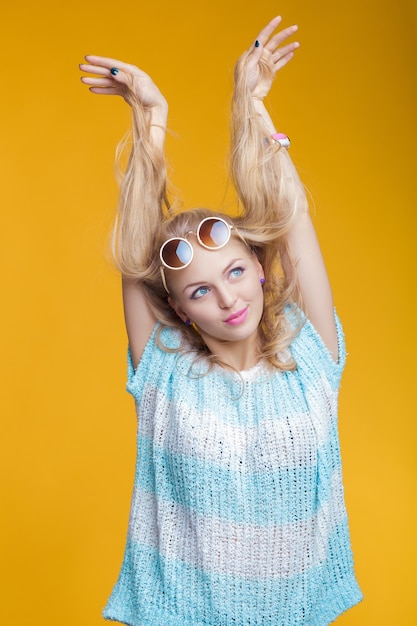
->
149 102 168 146
252 96 266 109
150 99 168 124
251 98 276 135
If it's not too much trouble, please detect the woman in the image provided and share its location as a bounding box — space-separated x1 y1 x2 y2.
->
80 15 362 626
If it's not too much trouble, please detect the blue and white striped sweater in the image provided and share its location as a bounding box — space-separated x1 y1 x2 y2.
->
103 311 362 625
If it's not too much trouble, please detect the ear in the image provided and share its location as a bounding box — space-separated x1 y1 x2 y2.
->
251 254 265 282
167 296 189 324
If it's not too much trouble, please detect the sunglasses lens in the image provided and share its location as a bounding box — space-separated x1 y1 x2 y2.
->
161 238 193 268
198 219 230 248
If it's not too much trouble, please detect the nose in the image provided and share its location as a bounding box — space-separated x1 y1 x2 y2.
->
216 284 237 309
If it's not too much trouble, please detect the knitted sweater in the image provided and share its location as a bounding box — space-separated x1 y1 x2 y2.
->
103 311 362 625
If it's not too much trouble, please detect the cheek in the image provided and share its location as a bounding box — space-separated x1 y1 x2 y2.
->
188 304 214 324
255 289 265 314
248 274 264 299
252 281 265 314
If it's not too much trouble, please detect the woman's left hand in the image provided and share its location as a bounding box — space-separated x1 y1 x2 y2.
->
243 16 300 100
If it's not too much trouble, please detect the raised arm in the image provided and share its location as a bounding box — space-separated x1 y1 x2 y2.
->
231 17 338 360
80 57 169 363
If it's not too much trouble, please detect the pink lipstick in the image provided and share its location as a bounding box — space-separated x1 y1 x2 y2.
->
225 307 248 325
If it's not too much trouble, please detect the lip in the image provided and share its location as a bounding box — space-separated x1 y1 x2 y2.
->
225 306 249 325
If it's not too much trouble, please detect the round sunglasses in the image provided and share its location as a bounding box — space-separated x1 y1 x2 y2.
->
159 217 245 293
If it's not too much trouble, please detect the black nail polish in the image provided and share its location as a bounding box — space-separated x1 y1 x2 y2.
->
255 40 260 48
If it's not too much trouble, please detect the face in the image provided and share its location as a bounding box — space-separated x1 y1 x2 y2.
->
166 236 265 351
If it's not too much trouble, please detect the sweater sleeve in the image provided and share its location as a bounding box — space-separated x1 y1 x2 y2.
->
126 324 181 402
126 327 157 401
290 309 346 391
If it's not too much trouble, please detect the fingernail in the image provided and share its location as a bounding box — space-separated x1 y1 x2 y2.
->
255 40 260 48
110 67 119 76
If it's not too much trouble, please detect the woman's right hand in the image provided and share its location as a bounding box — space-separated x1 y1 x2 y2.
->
79 56 168 112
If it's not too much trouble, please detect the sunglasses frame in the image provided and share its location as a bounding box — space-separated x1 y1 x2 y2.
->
159 217 243 294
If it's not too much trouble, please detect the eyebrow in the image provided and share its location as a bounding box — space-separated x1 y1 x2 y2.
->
182 258 245 293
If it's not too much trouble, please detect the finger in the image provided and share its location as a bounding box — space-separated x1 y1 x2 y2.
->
87 87 121 96
254 15 282 47
265 25 299 53
79 63 118 78
81 76 115 87
271 41 300 64
246 41 264 71
273 50 297 73
84 55 137 74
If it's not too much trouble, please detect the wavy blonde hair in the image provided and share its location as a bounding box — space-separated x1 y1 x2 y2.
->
111 51 307 370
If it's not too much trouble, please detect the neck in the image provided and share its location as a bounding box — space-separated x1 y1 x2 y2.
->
200 331 260 372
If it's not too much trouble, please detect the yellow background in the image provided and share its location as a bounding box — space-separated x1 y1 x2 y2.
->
1 0 416 624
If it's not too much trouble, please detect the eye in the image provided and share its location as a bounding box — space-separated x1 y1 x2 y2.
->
191 286 210 300
230 267 244 279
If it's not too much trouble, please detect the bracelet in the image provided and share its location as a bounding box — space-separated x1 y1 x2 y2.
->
271 133 290 149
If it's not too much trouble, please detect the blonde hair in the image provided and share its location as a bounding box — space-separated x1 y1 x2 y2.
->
111 50 308 371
